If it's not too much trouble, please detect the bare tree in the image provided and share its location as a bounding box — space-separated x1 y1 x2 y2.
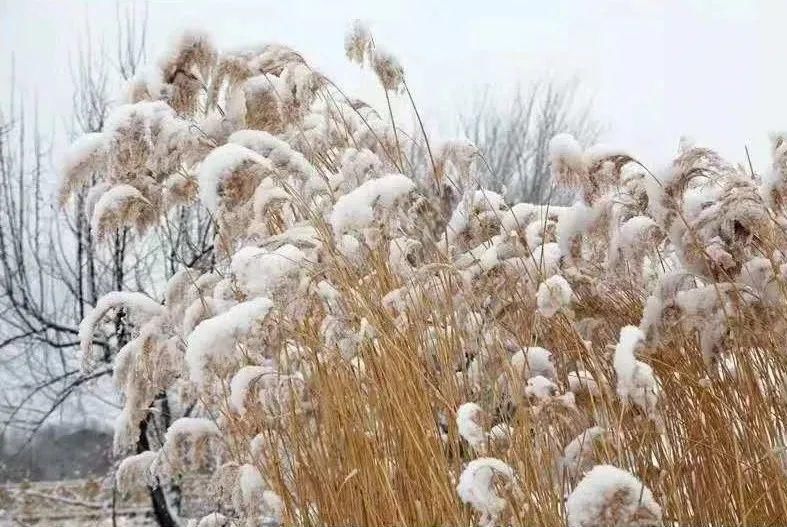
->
0 5 210 525
459 80 602 204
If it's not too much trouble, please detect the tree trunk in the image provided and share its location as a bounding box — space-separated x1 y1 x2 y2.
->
137 416 178 527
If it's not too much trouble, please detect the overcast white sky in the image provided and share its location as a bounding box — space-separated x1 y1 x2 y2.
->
1 0 786 174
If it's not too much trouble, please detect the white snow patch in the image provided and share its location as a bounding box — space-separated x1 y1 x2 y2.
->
456 402 487 449
230 244 306 297
329 173 415 236
456 457 515 527
185 297 274 385
613 326 659 418
566 464 661 527
536 274 573 317
198 143 269 210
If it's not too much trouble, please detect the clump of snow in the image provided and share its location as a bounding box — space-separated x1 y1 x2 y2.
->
549 133 586 181
565 464 662 527
185 297 274 385
126 64 167 102
59 132 107 202
229 365 278 414
198 143 270 210
511 347 555 380
229 128 317 181
530 242 564 276
329 173 415 236
151 417 222 478
116 450 157 492
315 280 343 314
568 370 602 397
456 402 487 450
79 291 163 372
191 513 230 527
608 215 663 271
372 46 405 91
388 236 423 279
445 189 507 244
499 203 540 236
233 463 282 522
556 201 598 256
61 132 107 175
164 417 221 445
456 457 515 527
230 244 306 297
619 216 659 250
561 427 609 478
340 148 382 187
584 143 630 165
90 184 150 234
536 274 573 317
760 132 787 208
238 463 265 498
613 326 659 418
488 423 513 446
337 233 363 262
84 182 113 218
524 375 559 400
104 100 175 141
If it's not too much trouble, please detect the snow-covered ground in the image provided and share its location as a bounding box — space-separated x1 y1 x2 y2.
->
0 478 210 526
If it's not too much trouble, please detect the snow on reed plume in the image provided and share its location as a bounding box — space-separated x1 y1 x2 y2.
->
65 19 787 527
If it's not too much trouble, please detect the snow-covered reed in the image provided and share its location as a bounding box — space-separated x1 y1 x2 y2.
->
62 20 787 527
